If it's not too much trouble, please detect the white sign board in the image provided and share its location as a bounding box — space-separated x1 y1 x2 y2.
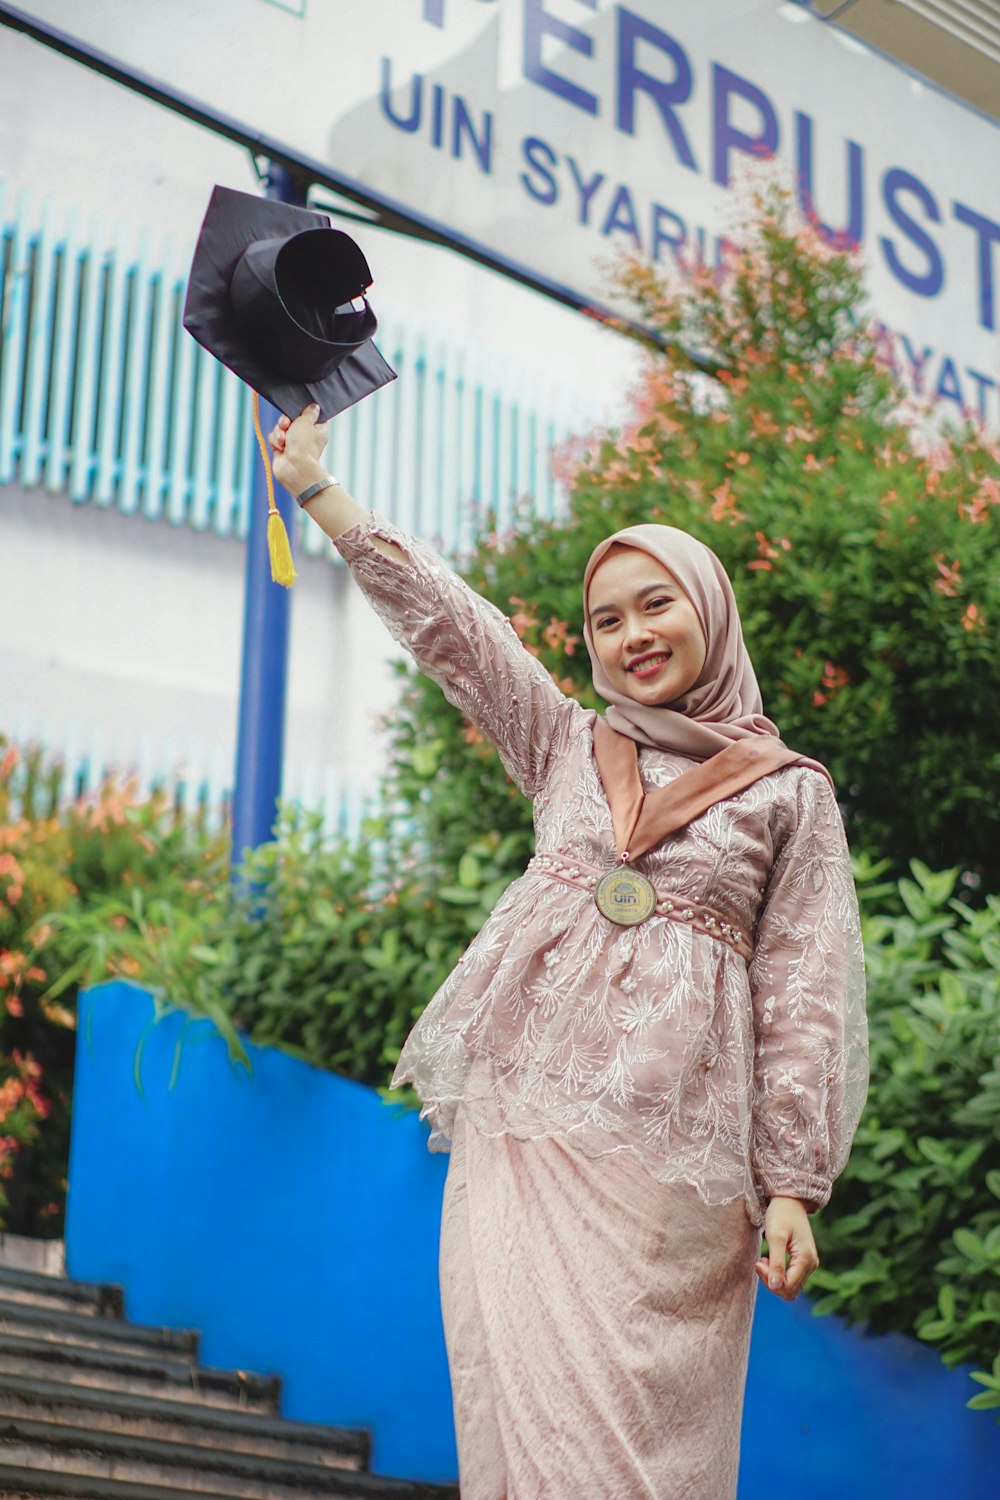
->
10 0 1000 423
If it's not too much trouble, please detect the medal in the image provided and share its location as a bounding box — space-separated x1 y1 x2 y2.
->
594 863 656 926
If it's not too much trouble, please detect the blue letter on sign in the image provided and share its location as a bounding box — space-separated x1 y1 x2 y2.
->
524 0 599 115
879 169 944 298
712 65 779 188
520 136 560 204
953 202 1000 330
617 9 697 171
795 112 864 247
381 57 423 133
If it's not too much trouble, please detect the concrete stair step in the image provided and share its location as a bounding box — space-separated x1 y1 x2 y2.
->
0 1299 198 1360
0 1266 122 1320
0 1376 368 1470
0 1260 458 1499
0 1461 455 1500
0 1336 278 1413
0 1416 442 1500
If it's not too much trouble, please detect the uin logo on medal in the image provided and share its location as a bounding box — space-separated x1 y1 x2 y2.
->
594 867 656 927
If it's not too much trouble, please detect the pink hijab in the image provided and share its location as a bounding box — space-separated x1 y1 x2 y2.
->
583 524 782 762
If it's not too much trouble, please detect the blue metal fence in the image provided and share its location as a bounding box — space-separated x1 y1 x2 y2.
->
0 183 590 828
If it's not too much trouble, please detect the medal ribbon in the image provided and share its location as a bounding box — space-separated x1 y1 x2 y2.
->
591 717 827 861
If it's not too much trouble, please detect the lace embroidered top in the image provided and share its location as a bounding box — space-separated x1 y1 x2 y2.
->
336 517 868 1225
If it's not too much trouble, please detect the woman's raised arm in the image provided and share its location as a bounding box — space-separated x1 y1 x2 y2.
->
269 406 579 800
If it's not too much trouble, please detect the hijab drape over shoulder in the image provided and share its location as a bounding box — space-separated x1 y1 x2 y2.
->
583 525 782 762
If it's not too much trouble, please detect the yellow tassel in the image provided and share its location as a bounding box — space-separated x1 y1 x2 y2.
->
252 389 296 588
267 508 296 587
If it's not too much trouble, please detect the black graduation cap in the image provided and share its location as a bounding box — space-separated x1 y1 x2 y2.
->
183 184 396 421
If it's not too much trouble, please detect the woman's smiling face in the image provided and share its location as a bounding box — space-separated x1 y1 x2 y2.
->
587 546 708 708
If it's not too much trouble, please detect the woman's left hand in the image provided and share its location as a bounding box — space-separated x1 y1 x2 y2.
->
756 1196 819 1301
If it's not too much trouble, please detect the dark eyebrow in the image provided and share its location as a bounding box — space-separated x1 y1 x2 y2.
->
588 582 678 620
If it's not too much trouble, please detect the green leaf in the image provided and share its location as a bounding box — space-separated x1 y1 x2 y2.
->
917 1137 951 1168
967 1391 1000 1410
953 1228 987 1263
916 1320 951 1341
189 944 221 966
898 879 931 922
981 937 1000 971
437 886 482 905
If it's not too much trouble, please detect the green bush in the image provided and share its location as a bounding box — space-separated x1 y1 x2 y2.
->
812 858 1000 1408
220 815 531 1084
51 806 529 1092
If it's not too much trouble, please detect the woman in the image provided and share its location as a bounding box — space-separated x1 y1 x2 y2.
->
270 405 868 1500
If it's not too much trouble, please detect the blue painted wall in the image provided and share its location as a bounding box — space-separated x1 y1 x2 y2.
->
67 983 1000 1493
67 982 454 1482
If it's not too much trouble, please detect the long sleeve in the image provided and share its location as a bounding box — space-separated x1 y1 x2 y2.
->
335 515 575 797
748 771 868 1211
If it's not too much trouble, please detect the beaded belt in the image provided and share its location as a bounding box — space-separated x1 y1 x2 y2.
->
527 852 754 960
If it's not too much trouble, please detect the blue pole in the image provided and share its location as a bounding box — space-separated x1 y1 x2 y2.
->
230 163 306 871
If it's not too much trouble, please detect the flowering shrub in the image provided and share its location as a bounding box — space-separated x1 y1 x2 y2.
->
0 1050 50 1223
0 738 225 1232
389 185 999 896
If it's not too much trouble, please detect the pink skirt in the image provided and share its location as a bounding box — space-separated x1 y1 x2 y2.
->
439 1113 760 1500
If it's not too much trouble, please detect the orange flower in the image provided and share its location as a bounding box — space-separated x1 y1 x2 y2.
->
748 530 787 571
802 453 823 473
961 603 983 632
0 950 25 980
960 477 998 523
0 1079 24 1116
749 410 779 437
542 618 580 656
710 481 744 524
961 495 989 523
932 555 961 598
507 597 538 640
813 661 850 706
111 956 142 979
